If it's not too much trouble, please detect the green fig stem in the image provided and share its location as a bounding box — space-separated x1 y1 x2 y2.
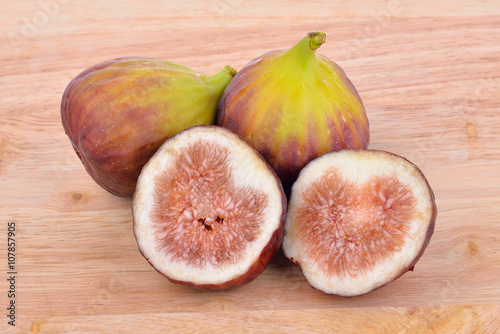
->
281 31 326 71
205 65 237 97
308 31 326 50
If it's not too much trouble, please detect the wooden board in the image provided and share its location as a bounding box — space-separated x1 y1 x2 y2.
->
1 0 500 332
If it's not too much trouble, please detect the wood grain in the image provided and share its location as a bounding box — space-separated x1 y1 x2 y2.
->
1 0 500 333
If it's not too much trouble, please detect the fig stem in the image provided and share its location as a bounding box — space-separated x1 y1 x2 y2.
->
281 32 326 71
308 31 326 50
205 65 237 95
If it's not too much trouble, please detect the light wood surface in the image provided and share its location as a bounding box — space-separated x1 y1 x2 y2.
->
2 0 500 333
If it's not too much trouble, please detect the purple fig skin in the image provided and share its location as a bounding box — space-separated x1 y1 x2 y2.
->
61 58 236 197
132 125 288 291
285 149 437 297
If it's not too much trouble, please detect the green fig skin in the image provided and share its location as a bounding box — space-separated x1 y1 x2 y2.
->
61 57 236 197
218 32 369 195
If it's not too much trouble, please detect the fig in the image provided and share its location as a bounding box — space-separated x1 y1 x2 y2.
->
61 57 236 197
132 125 286 290
282 149 436 297
218 32 369 194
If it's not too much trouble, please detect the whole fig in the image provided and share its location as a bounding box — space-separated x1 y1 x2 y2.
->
61 57 236 197
218 32 369 194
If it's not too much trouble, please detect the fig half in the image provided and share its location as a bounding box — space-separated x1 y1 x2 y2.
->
282 149 436 297
133 125 286 290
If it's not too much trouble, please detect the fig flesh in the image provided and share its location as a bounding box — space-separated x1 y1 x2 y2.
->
133 125 286 290
218 32 369 194
282 149 436 297
61 57 236 197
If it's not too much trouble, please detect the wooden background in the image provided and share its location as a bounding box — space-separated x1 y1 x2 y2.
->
1 0 500 333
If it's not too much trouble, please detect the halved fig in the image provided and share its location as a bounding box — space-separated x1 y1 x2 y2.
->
282 149 437 297
133 125 286 290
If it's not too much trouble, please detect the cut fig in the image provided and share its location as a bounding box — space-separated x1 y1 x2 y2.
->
133 125 286 290
282 149 436 297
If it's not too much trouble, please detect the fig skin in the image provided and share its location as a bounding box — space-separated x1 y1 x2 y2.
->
218 32 369 194
282 149 437 297
132 125 287 291
61 57 236 197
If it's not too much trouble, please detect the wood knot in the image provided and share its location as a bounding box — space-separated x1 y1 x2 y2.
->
32 322 40 334
71 193 83 202
467 240 478 257
466 122 477 139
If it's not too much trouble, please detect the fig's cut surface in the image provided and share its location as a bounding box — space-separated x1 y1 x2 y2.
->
133 125 286 290
282 149 436 297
